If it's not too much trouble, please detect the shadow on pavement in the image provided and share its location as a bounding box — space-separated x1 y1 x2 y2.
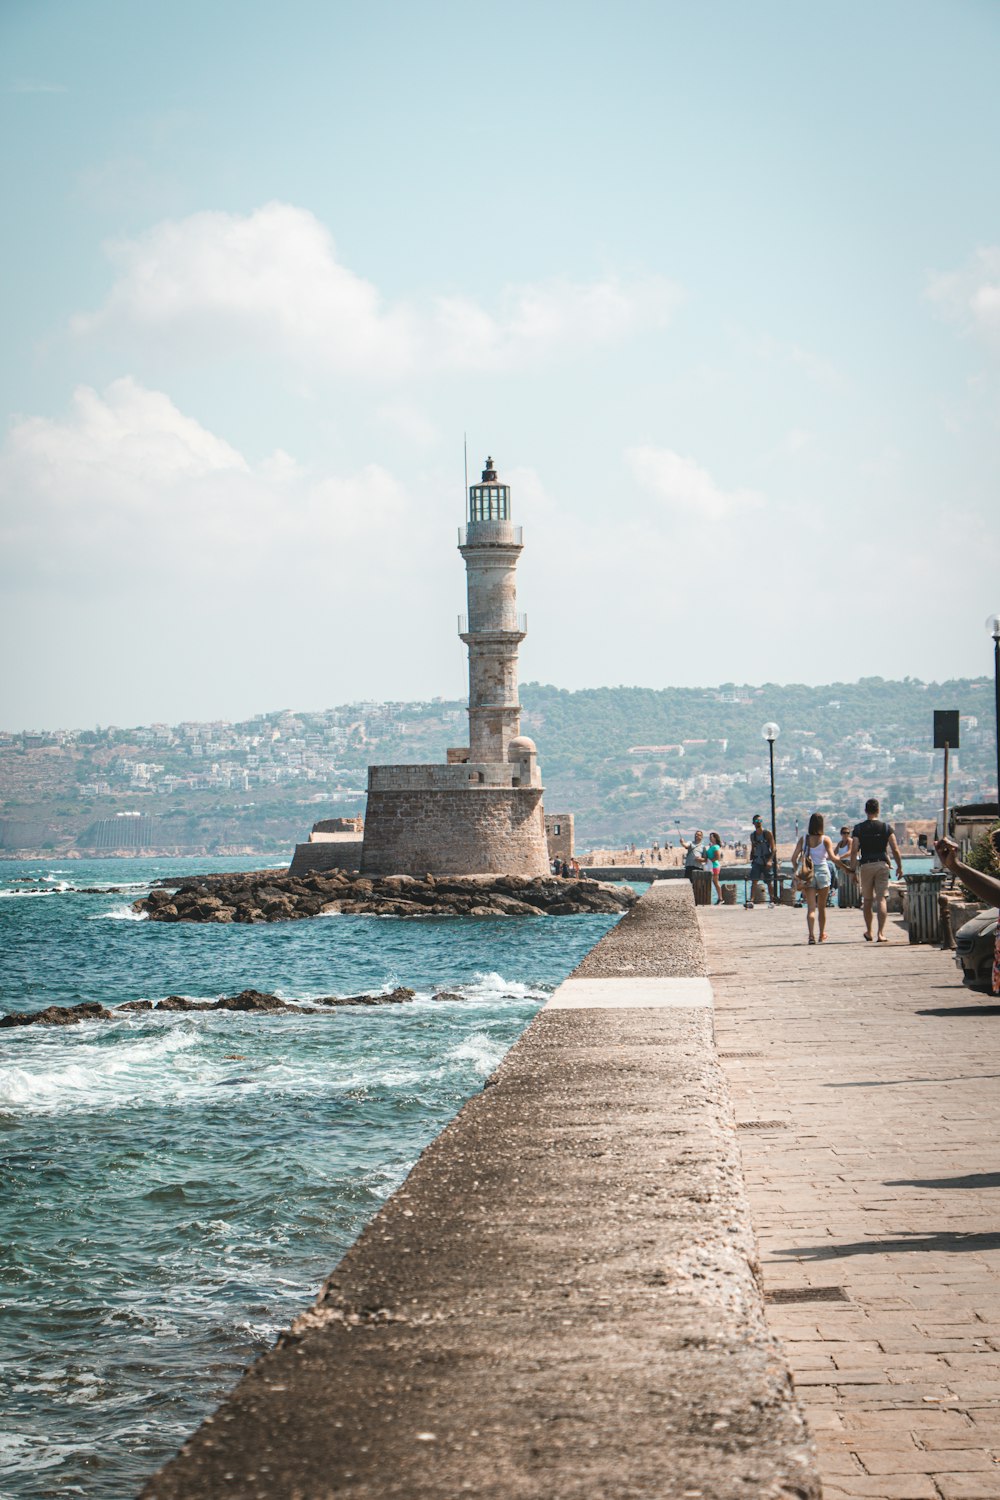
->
885 1172 1000 1190
916 1005 1000 1018
774 1230 1000 1260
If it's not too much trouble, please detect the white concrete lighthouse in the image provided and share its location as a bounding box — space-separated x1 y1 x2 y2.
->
459 455 527 763
358 453 549 877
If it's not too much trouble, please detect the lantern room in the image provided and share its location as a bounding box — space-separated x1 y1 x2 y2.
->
468 456 510 523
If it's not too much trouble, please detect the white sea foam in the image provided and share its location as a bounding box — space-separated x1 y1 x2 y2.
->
0 1431 79 1474
88 904 148 921
446 1031 507 1076
466 970 548 1003
0 1027 200 1114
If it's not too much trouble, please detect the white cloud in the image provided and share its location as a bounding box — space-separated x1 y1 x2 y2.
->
74 202 681 376
0 378 474 723
926 247 1000 348
624 445 764 521
0 377 415 588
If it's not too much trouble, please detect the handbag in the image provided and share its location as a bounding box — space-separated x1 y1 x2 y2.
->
794 839 815 892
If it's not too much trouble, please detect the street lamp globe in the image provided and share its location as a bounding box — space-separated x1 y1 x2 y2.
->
986 612 1000 641
761 721 780 743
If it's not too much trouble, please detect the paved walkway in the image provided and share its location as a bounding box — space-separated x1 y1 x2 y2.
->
701 902 1000 1500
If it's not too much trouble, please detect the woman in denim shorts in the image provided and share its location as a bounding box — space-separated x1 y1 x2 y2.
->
791 812 837 945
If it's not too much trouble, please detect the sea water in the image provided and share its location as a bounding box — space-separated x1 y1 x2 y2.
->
0 857 620 1499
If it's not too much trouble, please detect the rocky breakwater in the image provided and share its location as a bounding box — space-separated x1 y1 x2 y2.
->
1 987 428 1028
133 871 637 923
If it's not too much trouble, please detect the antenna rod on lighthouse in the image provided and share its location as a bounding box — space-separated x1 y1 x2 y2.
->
463 433 468 514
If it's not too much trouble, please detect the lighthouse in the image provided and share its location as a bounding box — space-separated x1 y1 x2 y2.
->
357 452 550 877
459 456 527 763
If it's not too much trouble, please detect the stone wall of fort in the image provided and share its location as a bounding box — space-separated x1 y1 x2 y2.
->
545 812 574 862
361 785 548 877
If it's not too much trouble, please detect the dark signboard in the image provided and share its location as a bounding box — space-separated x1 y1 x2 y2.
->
933 710 960 750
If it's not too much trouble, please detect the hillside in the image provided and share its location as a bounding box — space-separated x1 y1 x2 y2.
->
0 676 994 854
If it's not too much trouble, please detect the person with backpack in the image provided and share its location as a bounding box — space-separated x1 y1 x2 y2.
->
746 814 775 908
850 798 905 942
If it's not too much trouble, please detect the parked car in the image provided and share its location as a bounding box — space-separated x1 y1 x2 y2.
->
954 910 999 991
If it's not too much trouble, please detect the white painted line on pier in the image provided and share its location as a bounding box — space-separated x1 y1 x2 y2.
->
545 977 714 1010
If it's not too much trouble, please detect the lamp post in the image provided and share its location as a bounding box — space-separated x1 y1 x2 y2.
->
762 722 780 904
988 612 1000 807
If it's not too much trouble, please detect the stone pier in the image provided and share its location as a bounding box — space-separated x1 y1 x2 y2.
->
141 884 818 1500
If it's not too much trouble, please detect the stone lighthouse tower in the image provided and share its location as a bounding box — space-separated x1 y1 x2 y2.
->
358 454 549 877
459 456 526 762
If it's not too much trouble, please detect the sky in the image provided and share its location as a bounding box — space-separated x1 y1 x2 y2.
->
1 0 999 730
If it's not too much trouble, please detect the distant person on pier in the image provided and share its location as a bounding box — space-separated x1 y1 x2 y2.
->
682 831 705 883
703 831 724 904
830 824 853 903
791 813 838 943
935 833 1000 994
850 798 905 942
746 815 775 908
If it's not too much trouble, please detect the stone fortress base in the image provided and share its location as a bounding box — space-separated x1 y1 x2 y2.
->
360 746 548 879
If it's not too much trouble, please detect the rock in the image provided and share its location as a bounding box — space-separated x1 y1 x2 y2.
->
188 900 225 921
156 996 214 1012
316 987 416 1008
117 1000 154 1012
1 1001 113 1028
134 870 637 923
215 990 294 1013
431 991 465 1003
486 894 543 916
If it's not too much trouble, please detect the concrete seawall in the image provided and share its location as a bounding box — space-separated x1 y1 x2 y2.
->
142 883 819 1500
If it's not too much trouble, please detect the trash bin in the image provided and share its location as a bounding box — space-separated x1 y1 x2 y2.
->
690 870 713 906
837 867 861 910
720 883 737 906
904 872 948 944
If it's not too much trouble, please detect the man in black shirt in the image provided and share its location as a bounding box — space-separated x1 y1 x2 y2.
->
850 797 904 942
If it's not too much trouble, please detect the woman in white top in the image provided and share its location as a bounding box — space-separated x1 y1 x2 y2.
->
792 812 838 945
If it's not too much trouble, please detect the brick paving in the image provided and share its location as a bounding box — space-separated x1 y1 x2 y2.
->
701 902 1000 1500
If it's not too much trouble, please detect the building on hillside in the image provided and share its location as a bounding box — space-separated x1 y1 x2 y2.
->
358 457 550 877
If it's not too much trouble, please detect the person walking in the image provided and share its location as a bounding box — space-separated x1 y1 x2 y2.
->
791 813 838 943
746 814 775 908
850 798 904 942
703 831 724 904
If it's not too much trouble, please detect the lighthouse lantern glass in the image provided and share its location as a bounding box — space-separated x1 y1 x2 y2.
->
469 484 510 522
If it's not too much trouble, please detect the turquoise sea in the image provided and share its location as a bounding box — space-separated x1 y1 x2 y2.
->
0 857 620 1499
